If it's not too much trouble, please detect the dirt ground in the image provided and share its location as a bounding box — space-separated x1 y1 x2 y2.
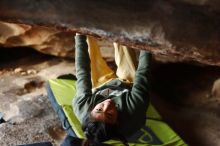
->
0 47 220 146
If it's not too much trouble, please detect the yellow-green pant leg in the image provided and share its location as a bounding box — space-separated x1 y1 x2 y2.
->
87 36 116 88
114 43 138 83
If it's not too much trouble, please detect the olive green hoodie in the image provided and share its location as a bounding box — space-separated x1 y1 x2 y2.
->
73 35 151 137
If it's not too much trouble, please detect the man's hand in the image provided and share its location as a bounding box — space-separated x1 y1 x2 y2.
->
76 32 81 36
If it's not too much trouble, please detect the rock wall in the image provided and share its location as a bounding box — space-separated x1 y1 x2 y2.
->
0 21 74 57
0 0 220 66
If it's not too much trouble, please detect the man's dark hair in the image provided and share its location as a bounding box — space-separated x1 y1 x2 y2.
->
82 113 128 146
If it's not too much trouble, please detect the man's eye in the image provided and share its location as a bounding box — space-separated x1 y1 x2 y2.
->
107 113 112 117
97 108 102 111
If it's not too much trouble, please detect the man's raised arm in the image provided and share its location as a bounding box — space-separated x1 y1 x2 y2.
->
130 50 152 110
75 34 92 96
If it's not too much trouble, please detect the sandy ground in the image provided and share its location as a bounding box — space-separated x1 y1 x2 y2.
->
0 48 73 146
0 47 220 146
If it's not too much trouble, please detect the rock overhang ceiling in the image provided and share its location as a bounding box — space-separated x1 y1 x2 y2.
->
0 0 220 66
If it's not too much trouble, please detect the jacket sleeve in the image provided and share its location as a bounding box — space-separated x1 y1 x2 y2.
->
75 35 92 97
130 50 151 111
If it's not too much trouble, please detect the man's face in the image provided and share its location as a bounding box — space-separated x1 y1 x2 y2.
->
90 99 118 124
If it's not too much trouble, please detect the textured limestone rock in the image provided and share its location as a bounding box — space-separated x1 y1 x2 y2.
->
0 21 74 57
0 0 220 65
0 21 113 59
